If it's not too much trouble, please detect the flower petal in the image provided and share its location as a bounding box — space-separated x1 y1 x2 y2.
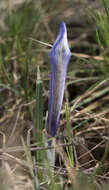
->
47 21 71 137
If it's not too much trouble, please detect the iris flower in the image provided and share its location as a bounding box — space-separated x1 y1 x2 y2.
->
47 21 71 137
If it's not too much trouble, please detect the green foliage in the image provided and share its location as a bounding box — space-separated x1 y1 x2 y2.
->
0 1 45 102
1 0 109 189
65 103 74 167
94 0 109 74
35 66 43 165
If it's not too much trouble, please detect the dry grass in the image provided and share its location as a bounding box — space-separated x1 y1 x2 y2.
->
0 0 109 189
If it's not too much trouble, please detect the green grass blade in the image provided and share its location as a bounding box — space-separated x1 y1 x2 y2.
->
35 66 43 139
65 103 74 167
34 66 43 167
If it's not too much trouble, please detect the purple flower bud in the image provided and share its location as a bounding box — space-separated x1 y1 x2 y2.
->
47 21 71 137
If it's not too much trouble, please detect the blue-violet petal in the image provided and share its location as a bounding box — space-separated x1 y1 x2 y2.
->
47 21 71 137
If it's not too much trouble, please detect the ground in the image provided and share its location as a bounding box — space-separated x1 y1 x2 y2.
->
0 0 109 189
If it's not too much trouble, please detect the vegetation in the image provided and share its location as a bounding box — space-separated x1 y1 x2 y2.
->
0 0 109 189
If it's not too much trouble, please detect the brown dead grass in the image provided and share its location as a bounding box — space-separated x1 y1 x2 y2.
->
0 0 109 189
